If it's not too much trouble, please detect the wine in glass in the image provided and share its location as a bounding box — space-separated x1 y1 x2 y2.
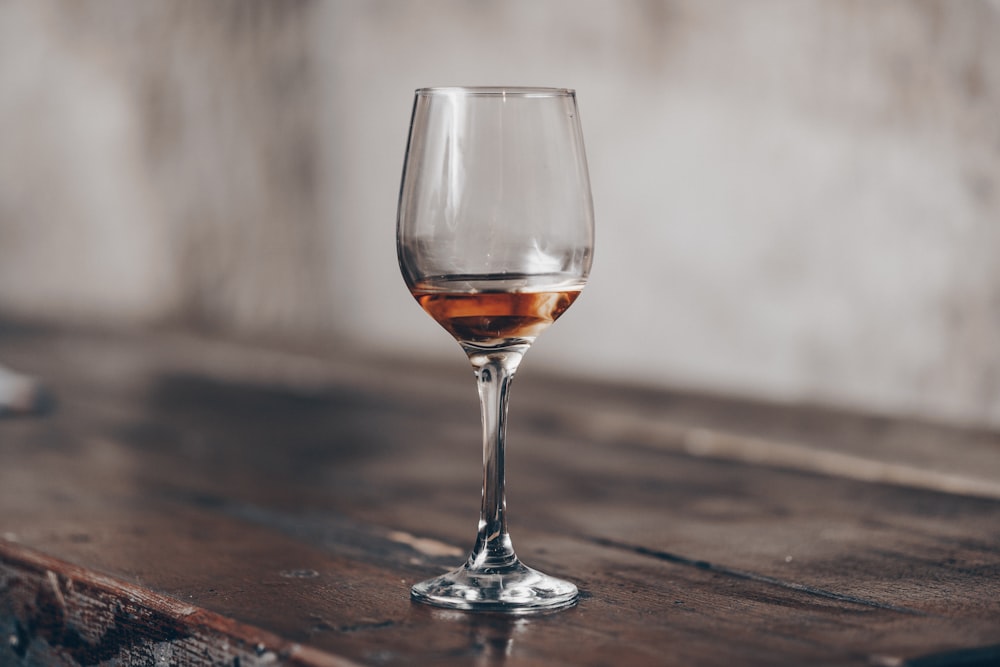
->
397 87 594 613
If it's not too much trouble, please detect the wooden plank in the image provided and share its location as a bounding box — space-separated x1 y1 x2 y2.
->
2 326 1000 665
3 492 997 667
5 326 999 498
0 541 356 667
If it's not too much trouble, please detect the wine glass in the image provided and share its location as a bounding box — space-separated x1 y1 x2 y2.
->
397 87 594 613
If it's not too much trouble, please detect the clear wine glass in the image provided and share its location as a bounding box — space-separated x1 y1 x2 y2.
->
397 87 594 613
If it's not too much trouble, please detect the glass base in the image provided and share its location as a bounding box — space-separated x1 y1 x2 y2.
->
411 560 578 614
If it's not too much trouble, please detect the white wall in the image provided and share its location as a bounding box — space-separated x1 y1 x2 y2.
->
1 1 999 427
319 1 1000 426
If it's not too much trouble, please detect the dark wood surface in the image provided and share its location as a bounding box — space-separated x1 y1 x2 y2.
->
1 324 999 666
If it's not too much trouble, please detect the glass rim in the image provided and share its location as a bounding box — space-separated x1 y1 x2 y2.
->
415 86 575 98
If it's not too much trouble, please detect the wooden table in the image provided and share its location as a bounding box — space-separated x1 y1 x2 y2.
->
1 324 999 666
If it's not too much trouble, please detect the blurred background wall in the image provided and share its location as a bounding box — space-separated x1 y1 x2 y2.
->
1 0 998 427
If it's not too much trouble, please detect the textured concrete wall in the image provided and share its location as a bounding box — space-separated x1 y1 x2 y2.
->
0 1 328 337
1 1 999 427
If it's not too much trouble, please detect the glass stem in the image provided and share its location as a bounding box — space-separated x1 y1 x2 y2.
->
464 345 526 571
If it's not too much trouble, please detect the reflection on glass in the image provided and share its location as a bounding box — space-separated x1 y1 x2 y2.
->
398 87 594 613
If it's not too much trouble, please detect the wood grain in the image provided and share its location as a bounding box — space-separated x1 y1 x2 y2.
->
1 325 999 665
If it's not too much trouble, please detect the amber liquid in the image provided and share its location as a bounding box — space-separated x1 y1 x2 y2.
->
411 275 582 347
